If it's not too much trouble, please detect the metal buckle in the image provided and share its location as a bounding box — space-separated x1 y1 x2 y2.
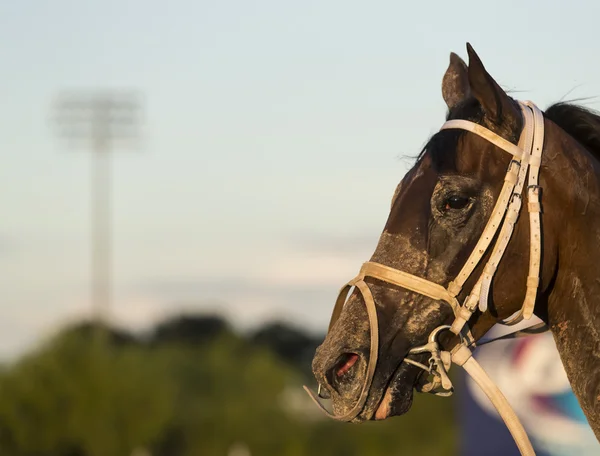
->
405 325 454 396
317 383 331 399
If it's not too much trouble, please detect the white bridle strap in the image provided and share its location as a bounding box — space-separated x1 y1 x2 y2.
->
303 261 460 422
446 159 520 297
452 345 535 455
304 278 379 421
439 102 545 333
360 262 460 312
503 101 545 324
441 113 530 298
454 102 544 327
441 119 524 158
478 103 536 314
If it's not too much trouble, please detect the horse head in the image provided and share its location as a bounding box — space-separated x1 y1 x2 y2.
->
309 43 561 424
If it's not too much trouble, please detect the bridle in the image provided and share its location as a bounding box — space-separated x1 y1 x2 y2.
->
304 100 547 456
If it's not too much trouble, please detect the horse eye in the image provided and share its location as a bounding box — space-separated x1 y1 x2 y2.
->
444 195 470 211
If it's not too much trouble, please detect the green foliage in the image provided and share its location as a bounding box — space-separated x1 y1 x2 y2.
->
0 317 458 456
0 328 174 456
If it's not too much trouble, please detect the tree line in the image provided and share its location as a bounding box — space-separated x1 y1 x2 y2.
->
0 314 457 456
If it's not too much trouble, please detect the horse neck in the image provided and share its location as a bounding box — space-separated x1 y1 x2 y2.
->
543 117 600 437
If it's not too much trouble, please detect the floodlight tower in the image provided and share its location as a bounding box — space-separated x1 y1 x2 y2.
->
53 90 142 327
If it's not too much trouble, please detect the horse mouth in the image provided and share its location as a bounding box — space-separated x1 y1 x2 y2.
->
372 357 424 420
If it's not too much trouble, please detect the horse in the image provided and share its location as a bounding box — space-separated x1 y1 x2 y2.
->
307 43 600 448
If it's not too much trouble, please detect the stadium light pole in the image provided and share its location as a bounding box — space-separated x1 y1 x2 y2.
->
52 90 143 329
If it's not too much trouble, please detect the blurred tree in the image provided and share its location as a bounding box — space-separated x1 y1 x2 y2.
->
152 329 306 456
63 321 138 347
0 313 458 456
0 327 173 456
149 314 230 346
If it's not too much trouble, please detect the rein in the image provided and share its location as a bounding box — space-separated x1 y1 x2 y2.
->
303 101 546 456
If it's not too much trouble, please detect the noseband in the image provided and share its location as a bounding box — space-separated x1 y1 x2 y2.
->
304 101 546 456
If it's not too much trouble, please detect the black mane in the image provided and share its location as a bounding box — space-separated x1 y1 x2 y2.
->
544 102 600 161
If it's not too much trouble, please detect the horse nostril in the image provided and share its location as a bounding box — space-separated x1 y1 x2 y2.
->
329 353 360 381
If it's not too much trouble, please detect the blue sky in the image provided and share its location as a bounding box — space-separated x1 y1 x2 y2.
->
2 0 600 359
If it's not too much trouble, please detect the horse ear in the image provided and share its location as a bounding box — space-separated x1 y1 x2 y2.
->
466 43 519 123
442 52 471 110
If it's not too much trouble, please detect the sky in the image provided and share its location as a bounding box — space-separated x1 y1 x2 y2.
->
2 0 600 360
